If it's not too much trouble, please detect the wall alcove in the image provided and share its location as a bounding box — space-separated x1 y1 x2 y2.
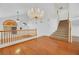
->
3 20 17 34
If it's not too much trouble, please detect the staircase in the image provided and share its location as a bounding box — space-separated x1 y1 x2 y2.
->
51 20 69 40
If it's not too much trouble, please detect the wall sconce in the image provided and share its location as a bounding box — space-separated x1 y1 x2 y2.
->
23 22 27 25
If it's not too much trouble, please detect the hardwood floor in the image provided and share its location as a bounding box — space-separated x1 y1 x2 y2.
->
0 36 79 55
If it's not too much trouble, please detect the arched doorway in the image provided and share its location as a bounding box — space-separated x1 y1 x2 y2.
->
3 20 17 34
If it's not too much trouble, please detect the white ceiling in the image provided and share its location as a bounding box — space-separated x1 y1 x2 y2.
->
0 3 56 18
0 3 79 19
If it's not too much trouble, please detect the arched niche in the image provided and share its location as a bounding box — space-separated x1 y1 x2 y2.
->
3 20 17 34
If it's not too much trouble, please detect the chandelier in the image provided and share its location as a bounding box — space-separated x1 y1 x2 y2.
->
27 8 44 22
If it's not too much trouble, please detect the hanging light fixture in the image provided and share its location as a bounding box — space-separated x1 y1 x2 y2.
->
16 10 20 22
27 8 44 23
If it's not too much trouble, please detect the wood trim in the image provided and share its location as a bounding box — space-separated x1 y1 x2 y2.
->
0 29 37 32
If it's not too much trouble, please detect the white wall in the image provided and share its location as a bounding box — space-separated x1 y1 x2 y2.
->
72 18 79 36
69 4 79 36
0 3 79 36
0 3 58 36
0 16 58 36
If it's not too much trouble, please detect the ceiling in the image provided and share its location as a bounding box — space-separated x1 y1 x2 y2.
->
0 3 55 18
0 3 79 20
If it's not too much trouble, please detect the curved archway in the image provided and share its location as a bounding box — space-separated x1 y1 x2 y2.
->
3 20 17 27
3 20 17 34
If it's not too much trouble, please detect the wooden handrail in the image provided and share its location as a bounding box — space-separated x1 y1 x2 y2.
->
0 29 37 32
0 29 37 46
